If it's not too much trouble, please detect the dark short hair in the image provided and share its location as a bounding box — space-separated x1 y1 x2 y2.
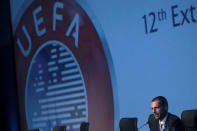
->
152 96 168 107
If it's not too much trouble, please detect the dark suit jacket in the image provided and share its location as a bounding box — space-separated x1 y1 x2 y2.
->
148 113 184 131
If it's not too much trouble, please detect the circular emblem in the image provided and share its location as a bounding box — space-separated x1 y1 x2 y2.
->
26 40 88 131
13 0 117 131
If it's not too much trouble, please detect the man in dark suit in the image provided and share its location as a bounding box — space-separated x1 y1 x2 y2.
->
148 96 184 131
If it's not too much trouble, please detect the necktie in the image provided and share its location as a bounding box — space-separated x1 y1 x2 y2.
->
160 123 165 131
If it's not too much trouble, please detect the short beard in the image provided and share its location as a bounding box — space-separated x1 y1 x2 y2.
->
159 111 167 120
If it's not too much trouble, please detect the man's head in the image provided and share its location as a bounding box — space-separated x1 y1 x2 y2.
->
151 96 168 120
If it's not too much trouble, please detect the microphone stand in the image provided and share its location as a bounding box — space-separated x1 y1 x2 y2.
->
136 122 148 131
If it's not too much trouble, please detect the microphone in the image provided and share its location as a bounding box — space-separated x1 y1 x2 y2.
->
136 121 149 131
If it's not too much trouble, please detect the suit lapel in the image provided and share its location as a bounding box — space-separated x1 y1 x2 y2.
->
154 118 160 131
165 113 171 128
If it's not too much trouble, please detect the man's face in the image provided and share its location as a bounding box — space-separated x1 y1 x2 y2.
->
151 100 167 120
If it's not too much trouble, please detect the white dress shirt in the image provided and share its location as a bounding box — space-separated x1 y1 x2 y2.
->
159 113 168 131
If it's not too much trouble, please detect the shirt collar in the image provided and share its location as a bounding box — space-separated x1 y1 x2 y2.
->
159 113 168 125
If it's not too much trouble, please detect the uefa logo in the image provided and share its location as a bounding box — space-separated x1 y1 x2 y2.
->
13 0 118 131
26 41 88 131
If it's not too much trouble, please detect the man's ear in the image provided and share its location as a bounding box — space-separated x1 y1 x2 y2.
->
164 106 168 111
